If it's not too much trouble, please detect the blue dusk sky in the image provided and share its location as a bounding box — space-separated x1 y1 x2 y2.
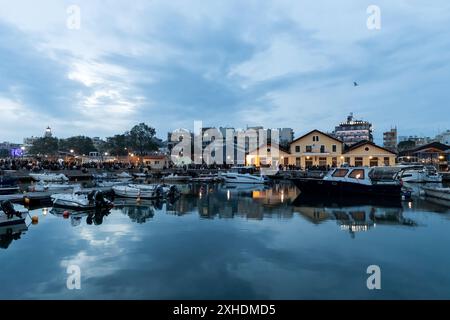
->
0 0 449 144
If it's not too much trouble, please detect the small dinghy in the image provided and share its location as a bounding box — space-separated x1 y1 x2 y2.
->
51 190 113 210
0 201 27 226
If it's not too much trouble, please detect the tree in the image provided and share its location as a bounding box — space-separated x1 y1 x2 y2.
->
28 137 59 156
398 140 416 152
106 134 129 156
128 123 158 156
59 136 96 155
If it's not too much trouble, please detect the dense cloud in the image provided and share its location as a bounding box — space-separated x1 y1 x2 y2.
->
0 0 449 142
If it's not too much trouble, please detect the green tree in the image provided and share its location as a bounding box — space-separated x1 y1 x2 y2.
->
128 123 158 156
59 136 96 155
106 134 129 156
28 137 59 156
398 140 416 152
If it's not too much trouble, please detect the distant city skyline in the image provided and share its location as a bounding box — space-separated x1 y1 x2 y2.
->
1 1 449 144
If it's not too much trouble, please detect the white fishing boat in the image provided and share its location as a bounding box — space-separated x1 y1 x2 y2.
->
113 184 164 199
422 186 450 201
397 165 442 183
29 181 80 192
116 172 132 179
219 166 269 184
162 174 192 182
113 184 179 199
29 173 69 182
51 190 113 210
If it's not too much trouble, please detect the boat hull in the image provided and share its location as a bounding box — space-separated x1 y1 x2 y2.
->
423 187 450 201
0 186 20 195
291 178 402 199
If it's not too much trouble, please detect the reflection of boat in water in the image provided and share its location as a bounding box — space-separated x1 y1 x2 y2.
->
220 183 269 194
50 207 111 226
0 222 28 249
114 198 156 223
294 203 416 237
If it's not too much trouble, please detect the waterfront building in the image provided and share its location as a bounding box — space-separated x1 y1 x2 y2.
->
44 126 52 138
245 143 291 167
342 140 396 167
383 127 398 152
141 155 170 169
398 142 449 171
277 128 294 148
289 129 344 168
333 113 373 145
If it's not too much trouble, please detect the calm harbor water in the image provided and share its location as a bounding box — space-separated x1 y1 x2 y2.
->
1 182 450 299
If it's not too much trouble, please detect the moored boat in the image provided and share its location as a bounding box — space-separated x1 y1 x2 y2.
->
51 190 113 210
0 176 19 195
290 167 403 199
219 166 269 184
29 173 69 182
422 186 450 201
397 165 442 183
161 174 192 182
28 181 80 192
0 201 27 226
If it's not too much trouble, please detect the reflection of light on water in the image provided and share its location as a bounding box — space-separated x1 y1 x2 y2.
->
42 208 48 215
340 224 370 232
281 193 284 203
252 191 261 199
408 202 412 209
227 190 230 201
199 192 202 199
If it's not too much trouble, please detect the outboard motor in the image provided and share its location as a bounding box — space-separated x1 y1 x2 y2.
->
155 186 164 198
1 201 21 219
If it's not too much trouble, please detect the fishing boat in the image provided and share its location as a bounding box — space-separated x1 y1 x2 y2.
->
290 167 403 199
161 174 192 182
0 176 19 195
422 186 450 201
113 184 179 199
28 181 80 192
116 172 132 179
0 201 27 226
397 165 442 183
51 190 113 210
29 172 69 182
219 166 269 184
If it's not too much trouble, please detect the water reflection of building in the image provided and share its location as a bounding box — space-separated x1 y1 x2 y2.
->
166 183 299 220
294 204 416 237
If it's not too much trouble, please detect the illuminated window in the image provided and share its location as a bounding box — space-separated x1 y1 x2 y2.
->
349 169 365 179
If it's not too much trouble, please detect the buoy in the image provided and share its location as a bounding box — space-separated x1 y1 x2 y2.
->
63 210 70 219
31 216 39 224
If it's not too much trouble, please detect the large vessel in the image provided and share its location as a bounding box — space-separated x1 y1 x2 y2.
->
219 166 269 184
290 167 403 199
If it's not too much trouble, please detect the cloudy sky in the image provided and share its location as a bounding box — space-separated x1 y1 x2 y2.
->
0 0 449 144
